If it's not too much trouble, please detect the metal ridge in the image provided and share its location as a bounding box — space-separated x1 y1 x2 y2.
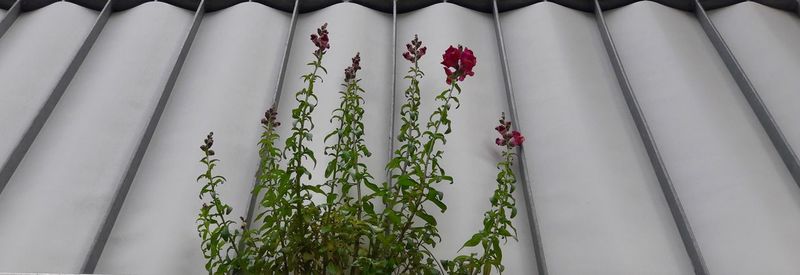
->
81 0 206 271
593 0 709 274
241 0 299 246
695 0 800 192
4 0 797 14
0 0 104 197
0 0 20 38
491 0 548 274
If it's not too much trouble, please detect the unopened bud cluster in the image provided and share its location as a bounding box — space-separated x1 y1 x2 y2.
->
402 34 427 63
261 107 281 128
344 53 361 82
200 132 215 156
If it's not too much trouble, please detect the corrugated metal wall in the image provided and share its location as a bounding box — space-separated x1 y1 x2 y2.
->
0 0 799 274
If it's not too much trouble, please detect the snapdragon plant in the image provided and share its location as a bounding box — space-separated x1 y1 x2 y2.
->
195 23 527 275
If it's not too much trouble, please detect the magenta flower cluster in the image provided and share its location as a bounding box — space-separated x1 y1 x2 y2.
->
310 23 330 57
495 113 524 147
344 53 362 82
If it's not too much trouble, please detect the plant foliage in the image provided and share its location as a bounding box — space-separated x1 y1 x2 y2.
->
195 24 525 275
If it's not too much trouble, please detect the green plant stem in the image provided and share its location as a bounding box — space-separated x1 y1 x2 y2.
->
287 54 323 272
393 79 458 264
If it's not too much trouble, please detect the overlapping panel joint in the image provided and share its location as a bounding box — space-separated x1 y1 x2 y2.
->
603 1 800 274
0 0 799 274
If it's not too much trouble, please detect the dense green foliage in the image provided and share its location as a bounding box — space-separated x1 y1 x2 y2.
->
195 24 524 274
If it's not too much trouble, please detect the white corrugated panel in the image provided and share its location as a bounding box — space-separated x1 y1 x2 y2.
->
606 2 800 274
0 2 192 272
710 2 800 166
502 2 692 274
0 2 96 189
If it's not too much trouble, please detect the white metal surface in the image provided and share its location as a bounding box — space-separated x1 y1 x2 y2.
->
606 2 800 274
0 2 96 185
502 2 693 274
709 2 800 168
0 2 192 272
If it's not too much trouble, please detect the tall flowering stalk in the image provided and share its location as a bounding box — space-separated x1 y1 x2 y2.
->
444 113 524 274
383 39 479 273
246 107 287 272
380 35 431 272
318 52 378 273
280 22 331 272
196 30 525 274
196 132 243 274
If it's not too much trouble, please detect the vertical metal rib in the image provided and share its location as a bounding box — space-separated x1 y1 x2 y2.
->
695 0 800 189
0 0 20 39
242 0 299 232
593 1 709 274
80 0 206 272
491 1 548 274
387 0 397 185
269 0 300 108
0 0 112 196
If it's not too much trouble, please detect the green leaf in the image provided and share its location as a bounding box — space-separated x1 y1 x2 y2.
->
463 232 484 248
427 190 447 212
387 211 401 224
397 175 416 188
417 211 437 226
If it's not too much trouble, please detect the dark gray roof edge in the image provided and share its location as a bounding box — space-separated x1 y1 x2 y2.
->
4 0 796 20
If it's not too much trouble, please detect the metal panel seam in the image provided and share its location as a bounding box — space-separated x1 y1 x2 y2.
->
0 0 20 38
593 1 709 274
387 0 396 186
242 0 299 234
695 0 800 190
80 0 206 272
268 0 299 111
0 0 109 196
492 1 548 274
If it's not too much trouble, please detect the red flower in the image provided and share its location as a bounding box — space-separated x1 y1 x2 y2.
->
459 48 476 79
510 131 525 147
441 46 460 68
441 45 477 84
402 35 426 63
